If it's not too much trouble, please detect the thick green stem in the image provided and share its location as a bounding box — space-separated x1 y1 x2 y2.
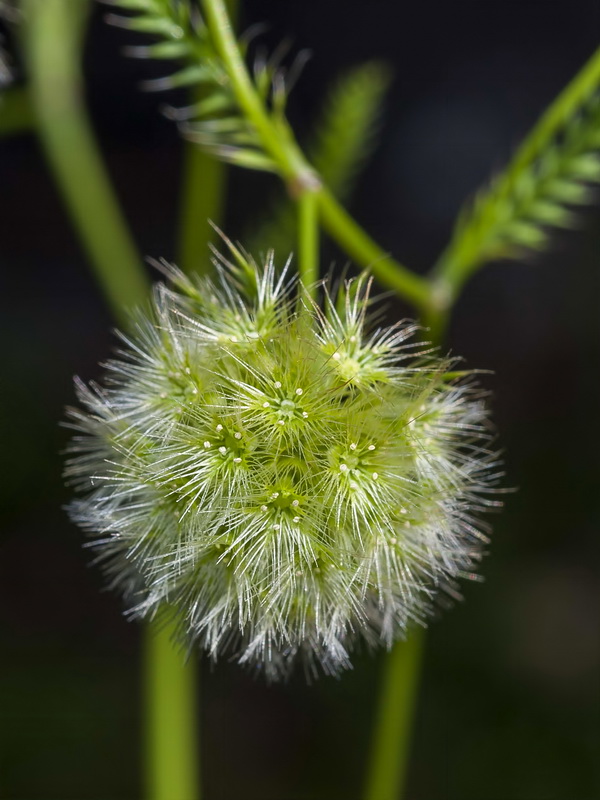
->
201 0 306 184
145 619 200 800
22 0 148 327
297 190 319 297
24 6 201 800
364 630 426 800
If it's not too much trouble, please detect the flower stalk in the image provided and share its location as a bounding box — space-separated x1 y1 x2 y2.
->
145 618 200 800
22 0 148 326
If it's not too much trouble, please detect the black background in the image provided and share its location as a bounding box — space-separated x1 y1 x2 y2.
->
1 1 599 798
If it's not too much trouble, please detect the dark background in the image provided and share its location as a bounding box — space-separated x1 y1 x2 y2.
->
1 1 599 798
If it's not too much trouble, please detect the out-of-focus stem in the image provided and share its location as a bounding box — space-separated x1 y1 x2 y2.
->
23 6 201 799
178 147 227 274
22 0 148 327
297 189 319 298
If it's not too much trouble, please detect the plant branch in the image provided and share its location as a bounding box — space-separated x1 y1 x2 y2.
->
317 188 431 310
179 143 228 273
200 0 310 186
199 0 430 311
23 6 202 800
431 44 600 302
178 0 239 273
22 0 148 327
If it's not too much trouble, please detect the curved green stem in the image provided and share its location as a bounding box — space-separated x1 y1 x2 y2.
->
297 190 319 297
201 0 430 313
201 0 307 185
23 6 201 800
145 618 199 800
22 0 148 327
501 44 600 189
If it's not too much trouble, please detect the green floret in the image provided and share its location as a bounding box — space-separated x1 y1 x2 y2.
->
65 244 498 679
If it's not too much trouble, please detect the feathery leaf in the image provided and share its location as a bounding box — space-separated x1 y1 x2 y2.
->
101 0 298 172
435 46 600 290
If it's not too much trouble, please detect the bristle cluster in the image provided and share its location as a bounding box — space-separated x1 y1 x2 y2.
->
65 245 499 679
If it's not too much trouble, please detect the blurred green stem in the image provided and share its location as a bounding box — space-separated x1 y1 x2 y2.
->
145 619 199 800
364 630 426 800
297 189 319 296
23 4 201 799
179 145 227 273
363 298 447 800
22 0 148 327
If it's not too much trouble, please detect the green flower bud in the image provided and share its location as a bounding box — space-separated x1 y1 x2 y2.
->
65 245 499 679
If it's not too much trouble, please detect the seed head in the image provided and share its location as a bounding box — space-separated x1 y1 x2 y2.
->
65 245 499 679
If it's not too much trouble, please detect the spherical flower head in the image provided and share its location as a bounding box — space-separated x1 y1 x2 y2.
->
65 242 499 679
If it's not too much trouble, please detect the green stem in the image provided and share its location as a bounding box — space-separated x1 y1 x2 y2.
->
200 10 434 797
179 147 227 273
363 282 447 800
201 0 305 184
145 618 199 800
0 87 35 138
178 0 238 275
364 629 426 800
22 0 148 327
201 0 431 312
297 190 319 296
502 44 600 189
23 6 200 800
421 288 452 346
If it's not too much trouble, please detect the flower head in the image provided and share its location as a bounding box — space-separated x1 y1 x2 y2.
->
65 243 499 679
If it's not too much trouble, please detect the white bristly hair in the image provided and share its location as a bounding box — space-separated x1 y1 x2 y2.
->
64 245 501 680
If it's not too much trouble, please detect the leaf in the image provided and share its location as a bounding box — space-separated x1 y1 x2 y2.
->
104 0 293 176
435 46 600 286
